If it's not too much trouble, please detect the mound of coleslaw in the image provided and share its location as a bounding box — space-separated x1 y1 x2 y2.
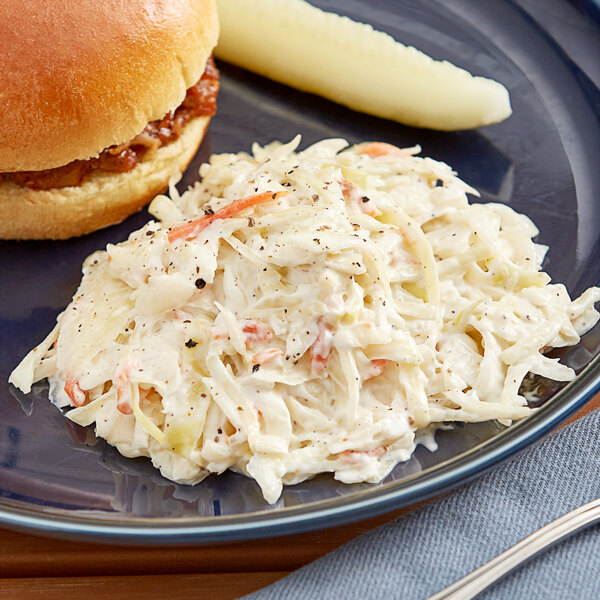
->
10 136 600 503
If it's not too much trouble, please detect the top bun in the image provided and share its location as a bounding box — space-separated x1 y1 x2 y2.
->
0 0 219 172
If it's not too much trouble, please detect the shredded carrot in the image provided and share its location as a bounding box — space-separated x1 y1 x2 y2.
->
338 177 355 198
365 359 388 380
339 446 387 464
253 406 264 426
168 191 289 243
117 397 133 415
114 359 135 415
310 317 334 376
338 176 380 217
357 142 407 158
252 347 283 366
64 376 88 407
242 320 273 345
209 326 228 340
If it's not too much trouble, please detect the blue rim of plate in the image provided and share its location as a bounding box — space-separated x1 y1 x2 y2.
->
1 353 599 544
2 0 600 545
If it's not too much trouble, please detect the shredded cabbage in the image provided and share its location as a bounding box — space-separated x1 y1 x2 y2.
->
9 137 600 503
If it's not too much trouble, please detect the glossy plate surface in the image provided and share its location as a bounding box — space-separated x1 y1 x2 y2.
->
1 0 599 543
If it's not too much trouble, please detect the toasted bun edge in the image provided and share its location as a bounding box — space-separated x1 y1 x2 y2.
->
0 116 210 239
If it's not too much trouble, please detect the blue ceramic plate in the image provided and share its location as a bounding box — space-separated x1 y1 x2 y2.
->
1 0 599 543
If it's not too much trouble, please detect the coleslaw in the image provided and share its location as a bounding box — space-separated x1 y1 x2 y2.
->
10 136 600 503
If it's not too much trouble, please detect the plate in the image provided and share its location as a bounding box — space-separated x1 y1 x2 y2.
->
1 0 599 543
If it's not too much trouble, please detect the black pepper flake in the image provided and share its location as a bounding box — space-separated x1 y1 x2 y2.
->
145 230 154 236
272 193 277 199
312 194 319 201
248 217 255 227
195 278 206 289
252 364 260 373
203 206 215 215
185 339 198 348
361 196 370 203
183 319 191 323
435 179 444 187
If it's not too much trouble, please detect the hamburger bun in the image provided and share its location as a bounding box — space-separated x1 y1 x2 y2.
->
0 0 219 239
0 116 210 240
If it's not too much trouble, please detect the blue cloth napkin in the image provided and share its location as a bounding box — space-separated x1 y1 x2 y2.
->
245 409 600 599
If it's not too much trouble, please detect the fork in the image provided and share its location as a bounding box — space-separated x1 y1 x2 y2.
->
426 498 600 600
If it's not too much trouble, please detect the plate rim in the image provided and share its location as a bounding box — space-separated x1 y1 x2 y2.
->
2 0 600 545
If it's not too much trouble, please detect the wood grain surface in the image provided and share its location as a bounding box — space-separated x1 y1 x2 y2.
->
1 396 598 600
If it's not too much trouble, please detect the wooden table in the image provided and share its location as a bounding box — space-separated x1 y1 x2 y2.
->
1 396 598 600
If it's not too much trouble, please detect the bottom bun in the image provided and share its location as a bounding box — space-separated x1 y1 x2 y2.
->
0 116 211 240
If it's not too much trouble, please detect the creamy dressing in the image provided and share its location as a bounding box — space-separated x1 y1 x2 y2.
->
10 137 600 503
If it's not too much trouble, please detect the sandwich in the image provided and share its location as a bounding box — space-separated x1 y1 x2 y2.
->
0 0 219 239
